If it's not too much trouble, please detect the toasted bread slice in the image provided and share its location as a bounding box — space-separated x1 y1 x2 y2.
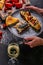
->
6 16 19 26
28 16 41 30
13 22 29 33
20 11 31 16
0 0 5 9
20 11 31 20
20 11 41 31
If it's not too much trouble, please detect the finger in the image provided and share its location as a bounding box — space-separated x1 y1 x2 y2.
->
24 41 33 45
24 6 31 9
25 40 35 47
24 6 34 9
30 45 33 48
25 42 33 48
25 6 39 12
24 37 35 41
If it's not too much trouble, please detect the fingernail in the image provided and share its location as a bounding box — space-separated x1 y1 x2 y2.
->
30 46 33 48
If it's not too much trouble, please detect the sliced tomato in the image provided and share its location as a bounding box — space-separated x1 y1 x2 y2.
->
32 21 35 25
27 16 31 21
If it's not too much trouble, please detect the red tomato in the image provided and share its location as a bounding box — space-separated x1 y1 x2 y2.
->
15 3 23 9
0 31 2 36
3 24 7 29
32 21 35 25
0 36 2 39
5 0 10 3
5 3 13 9
11 0 19 3
4 7 8 12
27 16 31 20
12 2 15 6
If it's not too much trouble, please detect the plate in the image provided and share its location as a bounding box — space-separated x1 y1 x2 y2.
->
8 9 43 38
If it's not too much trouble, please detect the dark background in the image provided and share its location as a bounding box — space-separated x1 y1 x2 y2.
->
0 0 43 65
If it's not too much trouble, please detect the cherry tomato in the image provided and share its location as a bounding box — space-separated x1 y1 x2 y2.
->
15 3 23 9
5 3 13 9
5 0 10 3
11 0 19 3
0 31 2 36
4 7 8 12
12 2 15 6
3 24 7 29
0 36 2 39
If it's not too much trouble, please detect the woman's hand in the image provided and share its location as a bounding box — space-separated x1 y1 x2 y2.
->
24 36 43 48
24 6 43 15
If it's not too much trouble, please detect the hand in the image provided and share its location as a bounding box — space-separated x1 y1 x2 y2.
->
24 6 43 15
24 36 43 48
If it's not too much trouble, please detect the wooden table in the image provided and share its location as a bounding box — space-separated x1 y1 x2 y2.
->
0 0 43 65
